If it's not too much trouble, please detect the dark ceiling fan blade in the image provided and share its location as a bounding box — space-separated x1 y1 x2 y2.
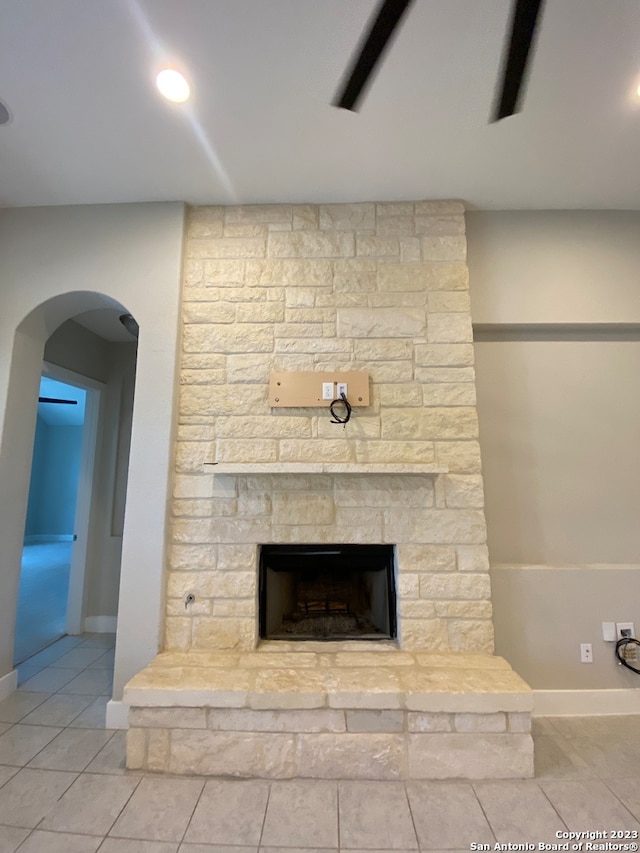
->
333 0 414 112
492 0 545 122
38 397 78 405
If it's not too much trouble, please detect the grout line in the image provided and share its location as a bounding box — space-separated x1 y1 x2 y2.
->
536 781 571 832
98 765 145 842
336 779 341 852
469 781 499 846
401 782 421 851
178 773 206 846
257 780 272 849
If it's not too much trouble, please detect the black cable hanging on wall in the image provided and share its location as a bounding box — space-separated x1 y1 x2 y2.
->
329 392 352 428
615 636 640 675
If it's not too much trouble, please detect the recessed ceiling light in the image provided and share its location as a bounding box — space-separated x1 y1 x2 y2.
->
156 69 190 103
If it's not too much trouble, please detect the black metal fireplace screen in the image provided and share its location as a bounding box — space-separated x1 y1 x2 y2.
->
259 544 397 641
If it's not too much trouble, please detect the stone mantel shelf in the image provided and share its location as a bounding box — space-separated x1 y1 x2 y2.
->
203 462 448 475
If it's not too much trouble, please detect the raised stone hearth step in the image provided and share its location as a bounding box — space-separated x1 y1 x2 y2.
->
124 649 533 780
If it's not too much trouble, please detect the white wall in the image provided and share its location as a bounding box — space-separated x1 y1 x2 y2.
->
467 211 640 693
0 203 185 700
467 211 640 324
474 339 640 565
84 342 138 623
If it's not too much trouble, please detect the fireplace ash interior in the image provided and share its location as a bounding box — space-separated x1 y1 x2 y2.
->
259 544 397 641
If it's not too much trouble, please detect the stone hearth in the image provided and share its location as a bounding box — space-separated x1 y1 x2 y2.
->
125 647 533 779
123 200 534 779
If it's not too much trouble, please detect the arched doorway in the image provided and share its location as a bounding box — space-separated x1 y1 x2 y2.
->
0 291 138 699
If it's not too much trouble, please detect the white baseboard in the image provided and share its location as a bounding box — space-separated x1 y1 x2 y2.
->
24 534 75 544
534 688 640 716
84 615 118 633
106 699 129 730
0 669 17 703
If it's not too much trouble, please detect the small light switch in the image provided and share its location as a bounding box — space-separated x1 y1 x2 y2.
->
602 621 617 642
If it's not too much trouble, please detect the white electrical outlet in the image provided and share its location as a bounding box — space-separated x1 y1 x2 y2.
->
580 643 593 663
336 382 348 398
322 382 334 401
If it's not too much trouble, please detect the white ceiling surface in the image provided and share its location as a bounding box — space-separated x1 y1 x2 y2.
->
1 0 640 211
38 377 86 427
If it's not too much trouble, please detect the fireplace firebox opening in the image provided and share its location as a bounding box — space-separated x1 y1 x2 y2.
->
259 544 397 641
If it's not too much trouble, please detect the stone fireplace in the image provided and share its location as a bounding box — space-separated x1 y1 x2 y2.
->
124 200 533 779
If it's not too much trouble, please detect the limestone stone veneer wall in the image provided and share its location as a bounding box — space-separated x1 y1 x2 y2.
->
167 200 493 653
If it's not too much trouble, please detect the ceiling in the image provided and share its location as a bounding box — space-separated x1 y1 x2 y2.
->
1 0 640 210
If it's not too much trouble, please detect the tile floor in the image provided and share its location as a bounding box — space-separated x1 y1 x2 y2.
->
2 634 640 852
14 542 72 663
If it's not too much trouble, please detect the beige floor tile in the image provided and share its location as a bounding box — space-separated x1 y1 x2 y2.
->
184 779 269 846
23 638 82 667
98 840 178 852
606 777 640 821
16 666 43 686
534 734 596 780
259 848 336 853
406 781 493 849
78 633 116 649
85 730 135 775
110 776 204 842
0 724 61 765
19 667 81 693
0 767 77 827
20 693 95 727
69 695 110 728
49 647 108 669
0 825 30 853
28 727 114 771
88 649 116 669
0 764 20 787
338 781 418 850
541 779 640 831
567 735 640 779
41 771 141 835
473 779 568 842
532 717 560 737
62 669 114 695
261 780 338 848
16 829 103 852
547 716 640 740
0 722 10 735
180 846 257 853
0 691 50 723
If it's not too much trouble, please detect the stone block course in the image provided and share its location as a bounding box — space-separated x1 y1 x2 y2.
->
268 231 355 258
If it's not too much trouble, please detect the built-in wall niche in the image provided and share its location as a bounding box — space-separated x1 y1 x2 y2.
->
259 544 397 641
